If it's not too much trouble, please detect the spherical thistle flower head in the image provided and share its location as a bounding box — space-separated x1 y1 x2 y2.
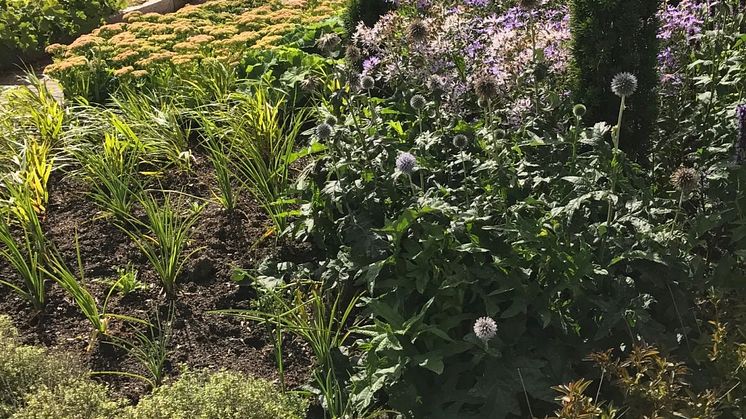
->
316 32 341 52
611 72 638 97
453 134 468 149
316 123 334 140
360 75 375 90
474 74 499 102
473 317 497 342
396 152 417 174
410 94 426 111
300 76 320 93
324 115 338 126
573 104 587 119
670 166 700 193
407 19 429 43
345 44 362 64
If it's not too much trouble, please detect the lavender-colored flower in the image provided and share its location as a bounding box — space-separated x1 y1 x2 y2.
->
737 103 746 164
473 317 497 341
611 72 638 97
464 0 489 7
396 152 417 174
316 123 334 139
362 56 382 76
410 94 426 111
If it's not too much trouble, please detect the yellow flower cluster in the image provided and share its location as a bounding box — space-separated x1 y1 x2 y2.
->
45 0 344 81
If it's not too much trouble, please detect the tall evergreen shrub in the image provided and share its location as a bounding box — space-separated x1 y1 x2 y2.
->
343 0 394 36
570 0 660 161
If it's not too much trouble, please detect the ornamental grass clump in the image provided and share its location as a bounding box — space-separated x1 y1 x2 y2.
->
120 194 203 299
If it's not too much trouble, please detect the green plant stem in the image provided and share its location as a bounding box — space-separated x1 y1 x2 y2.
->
571 117 581 169
607 96 626 224
670 189 685 235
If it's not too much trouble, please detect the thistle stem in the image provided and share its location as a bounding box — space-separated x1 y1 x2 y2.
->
670 189 685 235
607 95 626 224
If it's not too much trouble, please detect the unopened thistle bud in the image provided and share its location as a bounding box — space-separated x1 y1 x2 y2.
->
360 75 375 90
324 115 338 126
410 94 426 111
316 123 334 140
573 104 587 119
453 134 468 149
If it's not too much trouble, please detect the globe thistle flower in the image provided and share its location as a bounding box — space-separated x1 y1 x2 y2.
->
410 94 426 111
345 44 362 65
360 75 375 90
453 134 468 149
474 74 499 101
407 19 429 43
396 152 417 174
300 76 320 93
316 32 341 53
473 317 497 342
573 104 587 119
324 115 338 126
736 103 746 164
316 123 334 140
670 166 700 193
611 72 638 97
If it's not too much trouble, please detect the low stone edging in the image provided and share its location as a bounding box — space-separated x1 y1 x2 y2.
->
109 0 189 22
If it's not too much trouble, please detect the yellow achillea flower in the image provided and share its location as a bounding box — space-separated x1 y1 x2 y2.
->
187 34 215 44
69 35 102 51
45 43 68 56
171 54 199 65
113 66 135 77
112 50 140 63
130 70 149 78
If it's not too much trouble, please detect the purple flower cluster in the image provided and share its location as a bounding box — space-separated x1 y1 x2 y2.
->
656 0 710 90
352 2 570 116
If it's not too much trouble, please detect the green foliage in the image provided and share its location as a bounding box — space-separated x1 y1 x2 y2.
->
216 282 364 417
123 369 308 419
342 0 393 37
0 316 84 417
73 114 144 222
206 82 310 234
0 186 49 312
570 0 660 161
10 380 123 419
0 0 122 66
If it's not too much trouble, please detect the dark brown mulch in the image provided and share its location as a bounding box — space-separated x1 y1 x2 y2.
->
0 149 318 404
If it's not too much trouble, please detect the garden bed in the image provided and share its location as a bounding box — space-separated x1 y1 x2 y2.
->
0 148 317 403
